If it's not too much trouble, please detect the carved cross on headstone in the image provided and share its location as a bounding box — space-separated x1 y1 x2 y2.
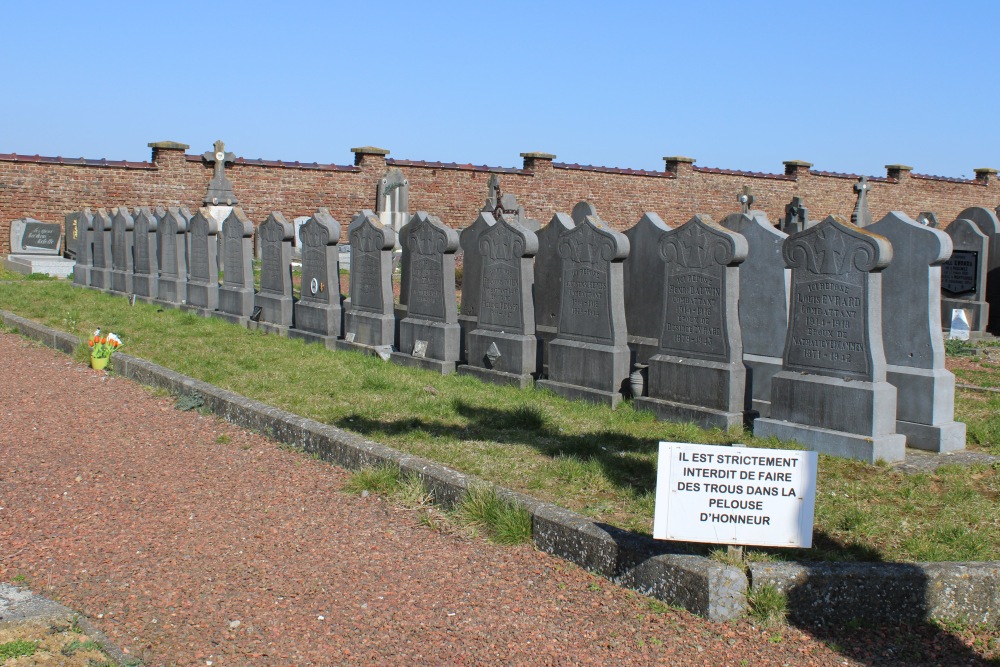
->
202 140 239 205
737 185 755 214
851 176 872 228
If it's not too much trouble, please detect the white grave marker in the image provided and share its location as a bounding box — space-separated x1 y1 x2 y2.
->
949 308 971 341
653 442 817 548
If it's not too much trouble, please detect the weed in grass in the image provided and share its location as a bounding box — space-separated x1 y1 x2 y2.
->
11 573 27 583
0 639 38 659
455 484 532 545
746 584 787 627
215 434 231 445
588 582 602 592
174 393 205 412
61 638 102 655
344 464 401 496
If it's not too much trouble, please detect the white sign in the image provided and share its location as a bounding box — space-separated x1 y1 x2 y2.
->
949 308 971 341
653 442 817 548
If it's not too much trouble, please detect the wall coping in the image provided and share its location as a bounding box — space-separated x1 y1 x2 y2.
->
388 158 527 175
0 153 156 170
183 154 358 172
147 141 190 150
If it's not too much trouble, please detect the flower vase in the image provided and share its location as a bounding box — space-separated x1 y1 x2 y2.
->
90 355 110 371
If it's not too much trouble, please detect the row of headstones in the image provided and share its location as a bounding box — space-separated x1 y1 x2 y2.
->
69 201 963 465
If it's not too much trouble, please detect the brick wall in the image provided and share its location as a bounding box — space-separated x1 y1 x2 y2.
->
1 142 997 255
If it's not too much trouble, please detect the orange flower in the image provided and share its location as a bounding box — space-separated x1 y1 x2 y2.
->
89 339 94 347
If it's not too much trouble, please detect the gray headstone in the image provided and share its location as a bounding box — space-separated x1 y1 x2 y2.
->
10 218 62 255
955 206 1000 334
292 216 309 260
571 201 598 225
156 206 190 305
89 209 112 290
623 212 672 365
343 210 396 348
782 196 809 234
917 212 939 228
131 207 159 298
458 214 539 388
634 215 753 429
480 176 539 232
533 212 575 375
851 176 873 228
721 211 789 417
109 207 134 294
535 214 631 406
64 211 79 258
458 212 497 362
940 217 990 336
392 212 461 374
377 168 409 249
869 211 966 452
254 211 294 329
218 208 255 321
202 140 238 205
754 215 906 463
290 209 342 344
72 209 93 287
186 208 220 312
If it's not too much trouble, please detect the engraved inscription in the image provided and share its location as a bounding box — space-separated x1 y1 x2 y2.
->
351 252 381 311
560 264 612 343
786 276 869 377
160 219 178 277
408 255 445 320
134 220 150 274
301 245 328 304
261 242 282 293
479 262 521 331
112 222 127 271
660 270 727 359
941 250 978 296
224 234 245 287
190 222 209 281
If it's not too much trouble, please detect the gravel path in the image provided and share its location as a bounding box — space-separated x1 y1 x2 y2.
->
0 333 995 666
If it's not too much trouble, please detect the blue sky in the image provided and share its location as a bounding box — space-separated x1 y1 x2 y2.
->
2 1 997 179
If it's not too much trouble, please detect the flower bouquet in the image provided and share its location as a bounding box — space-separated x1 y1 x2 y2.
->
88 329 123 370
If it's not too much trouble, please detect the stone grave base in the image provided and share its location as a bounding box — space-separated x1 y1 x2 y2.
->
639 354 752 429
389 351 457 375
288 327 339 350
255 292 294 329
219 286 255 319
535 325 557 377
185 281 219 312
3 254 76 279
89 268 110 290
249 320 289 336
753 419 906 464
887 365 966 452
178 303 218 318
457 364 534 389
333 339 393 360
294 301 342 339
343 309 395 348
156 277 187 306
466 330 536 379
634 396 751 431
109 270 132 295
941 299 988 336
744 353 783 418
397 317 460 367
214 310 251 328
72 265 90 286
535 377 624 407
538 338 630 407
131 275 158 300
458 314 475 364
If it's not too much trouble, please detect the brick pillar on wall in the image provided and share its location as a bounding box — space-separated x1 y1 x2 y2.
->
521 151 556 173
351 146 390 215
783 160 813 180
148 141 193 207
663 155 696 178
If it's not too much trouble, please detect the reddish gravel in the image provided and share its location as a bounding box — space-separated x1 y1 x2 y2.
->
0 332 996 666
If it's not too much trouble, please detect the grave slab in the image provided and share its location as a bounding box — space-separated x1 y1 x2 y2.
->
131 207 159 299
254 211 294 334
940 217 990 337
185 208 220 314
155 207 190 305
89 209 112 290
289 208 343 349
458 212 496 363
217 208 255 325
623 212 672 368
109 207 134 295
534 212 576 376
6 217 74 278
339 210 397 352
72 209 93 286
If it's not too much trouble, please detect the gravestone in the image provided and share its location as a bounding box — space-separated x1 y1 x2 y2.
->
131 207 159 300
782 196 809 234
217 208 255 324
917 212 939 228
186 208 220 313
851 176 873 228
737 185 755 214
377 167 409 249
458 211 496 362
156 206 190 305
341 210 396 349
534 212 576 376
72 209 93 287
290 209 342 348
89 209 112 290
391 212 461 374
254 211 294 333
457 214 539 388
64 211 80 258
536 214 631 406
292 216 309 260
9 218 62 255
482 175 540 232
634 215 753 429
940 217 989 337
869 211 966 452
623 212 672 368
754 215 906 464
955 207 1000 334
721 211 789 417
202 140 238 206
109 207 134 295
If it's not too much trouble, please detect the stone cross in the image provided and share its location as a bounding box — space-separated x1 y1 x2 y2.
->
851 176 872 227
783 196 809 234
202 140 239 205
737 186 755 215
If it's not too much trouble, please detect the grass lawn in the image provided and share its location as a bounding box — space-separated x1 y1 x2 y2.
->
1 277 998 564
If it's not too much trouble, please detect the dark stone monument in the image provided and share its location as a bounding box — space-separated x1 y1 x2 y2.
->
341 210 396 350
869 211 966 452
9 218 62 255
917 212 940 228
458 211 496 362
217 208 255 324
290 209 343 348
131 207 159 300
623 212 672 367
754 216 906 464
90 209 112 290
186 208 220 313
482 174 540 232
940 217 990 337
535 213 631 406
254 212 294 334
634 215 753 429
534 212 576 376
72 209 93 287
457 214 539 388
851 176 873 228
202 140 238 206
955 206 1000 334
156 206 190 305
782 196 809 234
391 212 461 374
721 211 789 417
64 211 79 258
109 207 134 295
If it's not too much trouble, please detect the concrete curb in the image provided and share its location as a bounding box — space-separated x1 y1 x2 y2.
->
4 308 999 625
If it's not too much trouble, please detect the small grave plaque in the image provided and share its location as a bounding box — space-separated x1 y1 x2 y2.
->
10 219 62 255
412 340 428 357
949 309 971 340
941 250 978 296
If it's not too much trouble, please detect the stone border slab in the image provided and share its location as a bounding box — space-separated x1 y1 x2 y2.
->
4 308 1000 626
